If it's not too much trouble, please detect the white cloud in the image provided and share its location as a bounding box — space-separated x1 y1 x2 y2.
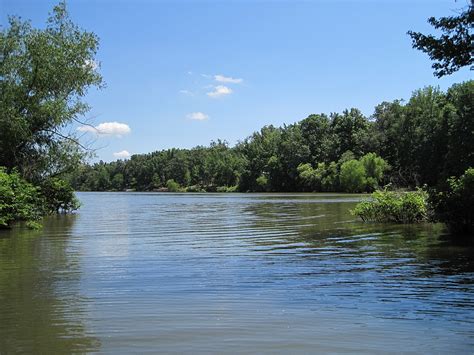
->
77 122 131 137
179 89 194 96
113 150 131 159
207 85 233 98
186 112 209 121
214 75 243 84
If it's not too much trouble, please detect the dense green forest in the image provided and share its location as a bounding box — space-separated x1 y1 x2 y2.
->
69 81 473 193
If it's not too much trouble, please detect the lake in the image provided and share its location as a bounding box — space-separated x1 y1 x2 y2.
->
1 192 473 353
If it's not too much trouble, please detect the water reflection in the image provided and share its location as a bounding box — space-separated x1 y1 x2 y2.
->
243 197 474 320
0 215 100 353
244 197 474 276
1 192 473 353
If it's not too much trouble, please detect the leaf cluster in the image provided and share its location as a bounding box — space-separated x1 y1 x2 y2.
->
430 167 474 235
0 168 43 228
408 2 473 77
351 188 429 224
0 1 103 180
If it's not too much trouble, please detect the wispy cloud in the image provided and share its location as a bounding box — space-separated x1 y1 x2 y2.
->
113 150 131 159
77 122 131 137
179 89 194 96
214 75 243 84
186 112 209 121
207 85 232 98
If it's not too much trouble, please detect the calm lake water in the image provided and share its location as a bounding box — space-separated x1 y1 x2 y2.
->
1 192 473 353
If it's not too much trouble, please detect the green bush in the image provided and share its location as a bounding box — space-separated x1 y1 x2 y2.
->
0 168 43 228
430 168 474 235
216 185 239 192
360 153 390 191
352 188 429 223
186 185 204 192
298 153 388 193
166 179 182 192
216 186 228 192
340 160 366 193
40 177 80 214
256 175 269 192
297 163 318 191
225 185 238 192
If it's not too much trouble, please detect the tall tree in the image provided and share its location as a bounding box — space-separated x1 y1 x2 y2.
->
0 1 103 181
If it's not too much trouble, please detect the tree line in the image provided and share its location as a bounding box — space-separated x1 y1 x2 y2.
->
69 80 473 193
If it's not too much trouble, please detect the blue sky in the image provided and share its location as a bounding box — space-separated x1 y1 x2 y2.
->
2 0 472 161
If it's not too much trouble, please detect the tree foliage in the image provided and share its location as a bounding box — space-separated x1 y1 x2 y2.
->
0 2 101 227
408 2 473 77
166 179 182 192
40 177 80 214
69 81 473 195
0 168 43 228
0 1 102 181
430 167 474 235
339 160 367 193
297 153 388 193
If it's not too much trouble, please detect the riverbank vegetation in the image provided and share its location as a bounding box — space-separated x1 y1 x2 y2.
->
429 168 474 235
351 188 429 224
0 2 101 228
0 169 43 228
352 167 474 236
0 169 79 229
69 81 473 196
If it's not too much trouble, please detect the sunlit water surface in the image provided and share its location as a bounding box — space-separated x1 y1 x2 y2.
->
1 192 473 353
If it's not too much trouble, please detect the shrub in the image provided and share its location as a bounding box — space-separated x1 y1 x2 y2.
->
321 162 339 192
340 160 366 193
360 153 390 191
0 168 43 228
256 175 269 192
297 163 318 191
352 188 429 223
430 167 474 235
216 185 239 192
226 185 238 192
111 173 125 190
40 177 80 214
186 185 204 192
166 179 182 192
